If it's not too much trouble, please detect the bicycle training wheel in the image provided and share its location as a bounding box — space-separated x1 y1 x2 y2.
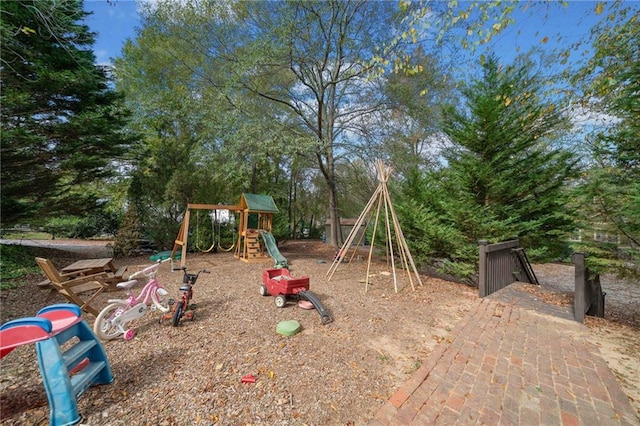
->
94 302 128 340
172 301 184 327
151 287 171 313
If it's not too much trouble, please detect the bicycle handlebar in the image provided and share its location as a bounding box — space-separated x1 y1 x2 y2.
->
129 257 172 280
194 269 210 277
180 268 210 285
178 267 210 275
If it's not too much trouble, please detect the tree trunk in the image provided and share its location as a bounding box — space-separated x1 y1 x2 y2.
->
250 162 258 193
318 139 341 248
288 175 295 238
328 179 341 248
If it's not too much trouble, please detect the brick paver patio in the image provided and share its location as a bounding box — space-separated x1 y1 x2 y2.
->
369 284 639 425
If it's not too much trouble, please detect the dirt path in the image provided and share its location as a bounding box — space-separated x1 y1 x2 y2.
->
0 238 114 257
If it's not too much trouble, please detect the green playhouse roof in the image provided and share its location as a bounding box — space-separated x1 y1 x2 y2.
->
241 193 279 213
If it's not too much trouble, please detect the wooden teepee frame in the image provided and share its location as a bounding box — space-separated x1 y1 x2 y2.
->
326 160 423 293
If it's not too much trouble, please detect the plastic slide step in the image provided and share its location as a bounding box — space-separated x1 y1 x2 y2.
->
52 326 82 347
61 340 97 368
70 361 106 397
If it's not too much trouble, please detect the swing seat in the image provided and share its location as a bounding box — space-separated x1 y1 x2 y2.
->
197 242 217 253
194 209 236 253
195 210 218 253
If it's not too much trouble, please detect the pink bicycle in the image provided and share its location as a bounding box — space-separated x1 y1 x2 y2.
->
93 259 171 340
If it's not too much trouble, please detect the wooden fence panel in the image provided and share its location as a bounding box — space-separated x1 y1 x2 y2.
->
573 252 605 323
479 239 520 297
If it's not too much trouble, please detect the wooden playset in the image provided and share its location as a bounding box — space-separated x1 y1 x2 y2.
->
171 193 281 268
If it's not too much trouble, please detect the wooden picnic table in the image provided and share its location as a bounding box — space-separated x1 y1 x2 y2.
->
62 258 117 275
61 258 127 291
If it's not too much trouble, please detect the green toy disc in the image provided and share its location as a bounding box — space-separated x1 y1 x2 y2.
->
276 320 301 336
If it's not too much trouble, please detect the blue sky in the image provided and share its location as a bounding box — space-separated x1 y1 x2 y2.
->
80 1 631 136
83 1 610 66
84 0 140 65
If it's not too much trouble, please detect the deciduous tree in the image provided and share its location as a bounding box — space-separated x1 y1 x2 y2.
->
571 4 640 276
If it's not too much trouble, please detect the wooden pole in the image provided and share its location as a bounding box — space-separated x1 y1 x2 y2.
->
365 186 384 292
327 160 423 293
180 210 191 268
383 178 422 289
347 218 368 264
326 185 381 280
382 189 398 293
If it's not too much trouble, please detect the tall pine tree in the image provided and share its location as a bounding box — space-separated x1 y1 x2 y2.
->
434 55 579 273
407 57 577 276
444 56 576 255
1 0 134 224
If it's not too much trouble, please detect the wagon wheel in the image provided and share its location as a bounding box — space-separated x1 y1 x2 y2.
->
274 295 287 308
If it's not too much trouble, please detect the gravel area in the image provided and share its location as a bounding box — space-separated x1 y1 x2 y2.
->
533 262 640 328
0 241 477 425
1 242 637 424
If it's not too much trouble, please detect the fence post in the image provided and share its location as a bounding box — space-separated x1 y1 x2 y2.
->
586 274 605 318
479 240 488 297
573 252 586 323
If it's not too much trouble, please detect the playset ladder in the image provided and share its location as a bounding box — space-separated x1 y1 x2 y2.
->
0 304 113 426
245 232 262 259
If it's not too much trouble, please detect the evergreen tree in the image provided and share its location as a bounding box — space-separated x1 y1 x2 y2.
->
442 55 578 255
0 0 134 225
114 203 144 257
572 6 640 276
409 55 579 279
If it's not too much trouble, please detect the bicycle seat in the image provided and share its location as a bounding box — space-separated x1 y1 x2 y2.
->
116 280 138 290
179 284 191 292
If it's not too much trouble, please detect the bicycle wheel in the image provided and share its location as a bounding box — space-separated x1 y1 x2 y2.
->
172 300 184 327
94 302 128 340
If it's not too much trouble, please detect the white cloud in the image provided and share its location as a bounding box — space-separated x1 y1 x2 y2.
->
568 102 620 132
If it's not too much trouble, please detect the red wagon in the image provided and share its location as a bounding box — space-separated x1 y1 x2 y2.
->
260 268 310 308
260 268 333 324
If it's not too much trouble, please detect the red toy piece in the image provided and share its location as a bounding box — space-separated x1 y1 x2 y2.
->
241 373 256 383
0 305 83 359
0 319 52 358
